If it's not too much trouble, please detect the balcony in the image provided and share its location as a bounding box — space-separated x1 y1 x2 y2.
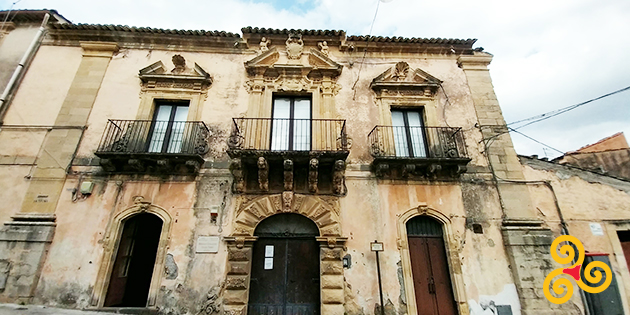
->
95 119 209 174
227 118 349 194
368 126 470 178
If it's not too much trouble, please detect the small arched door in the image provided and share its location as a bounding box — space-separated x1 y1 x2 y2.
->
407 216 457 315
248 213 320 315
104 213 163 307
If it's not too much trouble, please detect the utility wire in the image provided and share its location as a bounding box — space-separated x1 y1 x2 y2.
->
508 127 565 155
507 85 630 129
481 84 630 145
351 0 381 100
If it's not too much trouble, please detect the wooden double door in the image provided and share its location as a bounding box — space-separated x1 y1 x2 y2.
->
248 237 320 315
407 216 458 315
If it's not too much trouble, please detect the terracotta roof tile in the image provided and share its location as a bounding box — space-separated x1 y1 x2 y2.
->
241 26 344 36
49 23 241 37
346 35 476 46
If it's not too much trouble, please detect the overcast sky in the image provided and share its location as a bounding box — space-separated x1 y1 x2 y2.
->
2 0 629 158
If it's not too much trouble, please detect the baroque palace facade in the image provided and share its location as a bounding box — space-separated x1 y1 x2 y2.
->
1 9 630 315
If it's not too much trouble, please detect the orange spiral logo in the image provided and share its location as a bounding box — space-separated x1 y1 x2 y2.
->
543 235 612 304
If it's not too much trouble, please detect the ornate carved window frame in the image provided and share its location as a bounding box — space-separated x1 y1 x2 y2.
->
396 204 468 315
371 61 442 126
243 45 343 120
136 56 212 121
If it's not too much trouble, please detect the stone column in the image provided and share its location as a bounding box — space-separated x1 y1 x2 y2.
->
318 237 346 315
223 237 256 315
458 53 578 315
0 42 117 302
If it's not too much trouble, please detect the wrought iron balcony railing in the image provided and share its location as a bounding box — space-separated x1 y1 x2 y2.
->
368 126 468 159
96 119 209 156
227 118 348 153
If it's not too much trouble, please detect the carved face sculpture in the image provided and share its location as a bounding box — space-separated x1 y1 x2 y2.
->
284 159 293 169
257 157 267 168
310 158 319 169
334 160 345 171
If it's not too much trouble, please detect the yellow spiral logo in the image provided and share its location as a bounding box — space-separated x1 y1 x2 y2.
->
543 235 612 304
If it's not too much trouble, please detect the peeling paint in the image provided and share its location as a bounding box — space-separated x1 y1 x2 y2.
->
468 284 521 315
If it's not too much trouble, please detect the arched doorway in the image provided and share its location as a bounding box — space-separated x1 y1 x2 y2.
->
407 216 457 315
104 213 163 307
248 213 320 315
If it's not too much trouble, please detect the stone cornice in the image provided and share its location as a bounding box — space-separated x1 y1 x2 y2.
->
80 41 118 57
457 53 493 70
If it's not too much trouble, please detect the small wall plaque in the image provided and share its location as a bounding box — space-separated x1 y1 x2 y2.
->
590 223 604 236
196 236 220 253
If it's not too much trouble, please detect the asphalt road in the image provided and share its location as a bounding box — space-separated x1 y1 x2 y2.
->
0 304 117 315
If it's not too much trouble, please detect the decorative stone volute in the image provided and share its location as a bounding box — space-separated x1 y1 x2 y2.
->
370 61 441 98
139 55 212 91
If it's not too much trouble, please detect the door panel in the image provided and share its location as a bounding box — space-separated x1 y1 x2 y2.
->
409 236 457 315
104 213 163 307
249 238 320 315
426 238 457 315
409 237 437 315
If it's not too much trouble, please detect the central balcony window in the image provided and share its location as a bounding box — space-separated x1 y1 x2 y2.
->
227 96 349 195
271 96 311 151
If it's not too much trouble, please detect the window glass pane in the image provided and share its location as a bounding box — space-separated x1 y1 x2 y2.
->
406 111 426 157
271 99 291 150
392 111 409 157
167 106 189 153
148 105 172 153
293 99 311 151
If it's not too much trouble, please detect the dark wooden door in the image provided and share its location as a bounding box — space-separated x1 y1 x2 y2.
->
104 213 163 307
248 237 320 315
409 236 457 315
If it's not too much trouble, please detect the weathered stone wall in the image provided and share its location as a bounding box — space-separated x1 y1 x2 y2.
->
522 155 630 315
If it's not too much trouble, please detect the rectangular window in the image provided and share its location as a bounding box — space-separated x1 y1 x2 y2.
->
271 96 311 151
391 109 427 158
148 100 190 153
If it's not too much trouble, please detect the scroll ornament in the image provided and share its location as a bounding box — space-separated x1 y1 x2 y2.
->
543 235 612 304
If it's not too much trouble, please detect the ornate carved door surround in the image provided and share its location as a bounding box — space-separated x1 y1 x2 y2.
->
223 193 347 315
396 205 468 315
92 197 173 308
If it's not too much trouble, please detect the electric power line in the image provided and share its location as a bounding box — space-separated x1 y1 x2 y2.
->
507 85 630 129
351 0 382 100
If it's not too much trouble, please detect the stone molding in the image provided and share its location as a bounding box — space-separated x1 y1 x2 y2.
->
91 196 173 307
80 41 118 58
232 194 342 237
457 53 493 70
396 204 469 315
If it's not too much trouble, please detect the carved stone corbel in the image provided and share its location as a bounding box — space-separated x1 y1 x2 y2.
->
128 159 145 172
282 191 293 212
375 163 389 177
308 158 319 193
185 160 201 173
332 160 346 195
258 157 269 191
230 159 245 193
402 164 416 178
284 159 294 191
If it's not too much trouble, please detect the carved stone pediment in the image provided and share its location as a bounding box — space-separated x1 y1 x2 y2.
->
370 61 441 97
244 46 342 79
139 55 212 91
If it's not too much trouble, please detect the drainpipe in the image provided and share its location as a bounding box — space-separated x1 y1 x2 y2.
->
0 13 50 124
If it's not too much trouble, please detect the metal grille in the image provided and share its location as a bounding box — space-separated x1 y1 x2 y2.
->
368 126 467 159
406 216 443 237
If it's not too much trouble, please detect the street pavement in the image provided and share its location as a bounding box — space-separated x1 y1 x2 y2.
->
0 304 117 315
